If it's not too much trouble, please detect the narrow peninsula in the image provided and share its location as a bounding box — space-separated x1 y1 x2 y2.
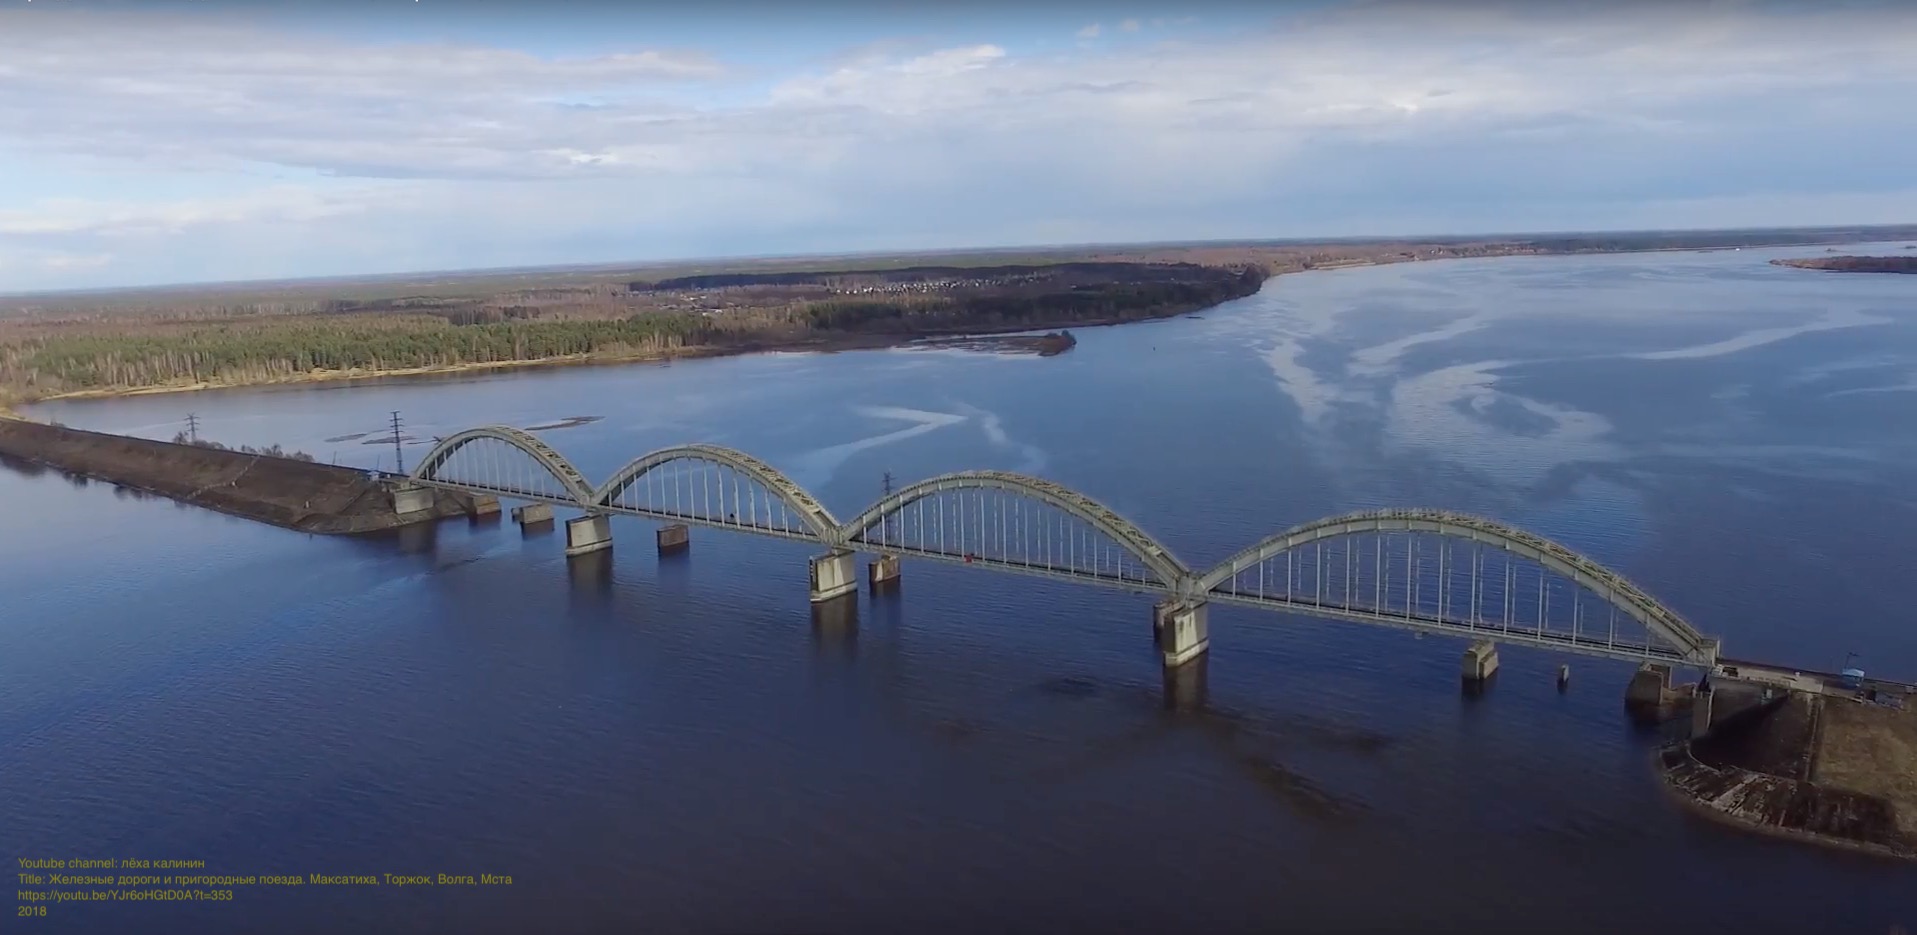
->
1771 255 1917 274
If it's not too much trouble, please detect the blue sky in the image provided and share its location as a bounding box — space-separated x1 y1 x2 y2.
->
2 0 1914 291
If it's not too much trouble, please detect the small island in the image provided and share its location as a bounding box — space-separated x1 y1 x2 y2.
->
1771 255 1917 274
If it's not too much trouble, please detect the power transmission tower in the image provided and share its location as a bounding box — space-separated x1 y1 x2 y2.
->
389 410 406 475
184 412 199 443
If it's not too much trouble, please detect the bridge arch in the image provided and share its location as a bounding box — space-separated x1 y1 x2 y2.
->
592 444 839 539
410 425 596 505
837 470 1192 588
1194 509 1712 662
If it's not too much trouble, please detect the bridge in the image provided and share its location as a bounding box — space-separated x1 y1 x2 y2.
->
382 424 1894 722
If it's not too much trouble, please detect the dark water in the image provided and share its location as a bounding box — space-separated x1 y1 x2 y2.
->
7 245 1917 934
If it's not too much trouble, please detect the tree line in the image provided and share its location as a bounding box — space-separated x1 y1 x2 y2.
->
0 266 1265 399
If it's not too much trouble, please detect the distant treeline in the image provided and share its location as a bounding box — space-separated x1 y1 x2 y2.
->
0 263 1263 399
797 269 1263 332
2 314 725 394
632 261 1240 291
1771 256 1917 274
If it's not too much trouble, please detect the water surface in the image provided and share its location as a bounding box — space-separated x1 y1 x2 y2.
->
7 244 1916 933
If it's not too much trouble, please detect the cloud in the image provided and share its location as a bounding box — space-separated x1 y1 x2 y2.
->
38 253 115 272
0 187 383 238
1076 23 1101 39
1119 18 1142 32
0 9 727 181
2 0 1915 290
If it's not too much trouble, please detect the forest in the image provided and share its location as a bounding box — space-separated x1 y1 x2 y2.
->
0 262 1262 404
9 225 1915 409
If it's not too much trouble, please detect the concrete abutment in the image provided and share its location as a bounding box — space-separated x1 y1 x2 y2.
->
657 523 689 555
1626 662 1679 720
868 554 901 591
809 549 857 603
390 483 434 519
512 503 553 526
1155 600 1209 669
564 513 613 557
1461 640 1500 683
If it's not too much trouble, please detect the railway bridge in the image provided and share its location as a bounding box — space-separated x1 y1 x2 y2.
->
383 425 1894 723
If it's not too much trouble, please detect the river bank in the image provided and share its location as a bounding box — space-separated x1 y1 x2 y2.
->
3 303 1215 419
1658 686 1917 861
8 231 1912 417
16 325 1093 412
0 418 475 534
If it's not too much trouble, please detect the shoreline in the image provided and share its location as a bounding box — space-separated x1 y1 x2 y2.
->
1657 741 1917 863
1656 690 1917 862
8 235 1898 418
11 312 1194 414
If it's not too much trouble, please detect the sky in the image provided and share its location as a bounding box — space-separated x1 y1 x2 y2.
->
1 0 1915 292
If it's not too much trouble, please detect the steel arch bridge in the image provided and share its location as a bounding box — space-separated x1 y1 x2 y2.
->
408 425 1719 668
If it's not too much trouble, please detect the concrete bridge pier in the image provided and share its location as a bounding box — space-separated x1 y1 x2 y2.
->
1626 663 1678 721
389 482 434 519
1156 600 1209 669
1461 640 1500 683
656 523 689 555
564 513 613 556
868 554 901 592
809 549 857 603
512 503 553 527
467 494 501 518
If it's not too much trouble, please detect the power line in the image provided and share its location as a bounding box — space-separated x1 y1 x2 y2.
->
184 412 199 443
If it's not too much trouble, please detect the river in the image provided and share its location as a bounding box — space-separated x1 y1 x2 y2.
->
6 244 1916 933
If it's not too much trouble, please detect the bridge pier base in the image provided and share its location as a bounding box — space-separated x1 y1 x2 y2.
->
1626 663 1680 722
1162 655 1208 712
868 554 901 592
1461 640 1500 683
564 514 613 557
390 483 434 519
467 494 501 518
512 503 553 526
1158 600 1209 669
656 523 689 555
809 549 857 603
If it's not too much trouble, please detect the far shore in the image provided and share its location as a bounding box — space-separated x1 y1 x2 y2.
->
6 234 1904 419
10 322 1104 414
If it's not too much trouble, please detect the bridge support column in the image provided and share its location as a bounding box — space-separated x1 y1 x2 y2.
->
512 503 553 526
1461 640 1500 682
467 494 501 517
656 523 689 555
809 549 857 603
564 513 613 557
868 554 901 591
1625 663 1678 721
390 483 434 518
1158 600 1209 669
